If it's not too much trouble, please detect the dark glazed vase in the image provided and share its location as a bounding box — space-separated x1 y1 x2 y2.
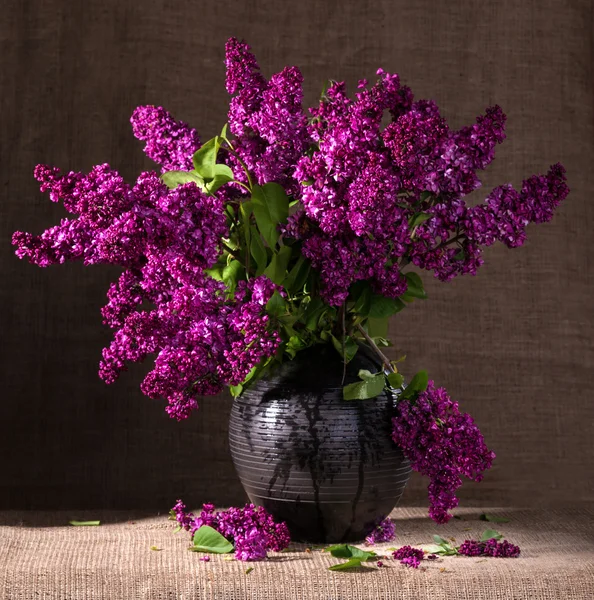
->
228 343 411 543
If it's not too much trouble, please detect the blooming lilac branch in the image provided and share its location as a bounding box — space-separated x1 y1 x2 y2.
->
13 38 569 522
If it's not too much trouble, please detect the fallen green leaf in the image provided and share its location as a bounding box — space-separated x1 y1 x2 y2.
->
245 567 254 575
479 513 510 523
328 558 373 571
192 525 234 554
69 520 100 526
324 544 376 561
480 529 504 542
150 546 161 551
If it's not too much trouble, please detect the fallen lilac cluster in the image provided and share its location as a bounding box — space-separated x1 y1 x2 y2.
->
458 538 521 558
365 517 396 545
392 382 496 524
392 545 425 568
171 500 291 561
13 162 280 420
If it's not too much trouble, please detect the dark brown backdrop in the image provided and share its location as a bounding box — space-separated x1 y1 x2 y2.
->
1 0 592 510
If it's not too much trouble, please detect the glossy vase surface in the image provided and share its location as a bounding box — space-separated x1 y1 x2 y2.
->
228 343 411 543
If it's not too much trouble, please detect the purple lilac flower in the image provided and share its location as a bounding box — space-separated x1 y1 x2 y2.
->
13 40 570 424
458 538 520 558
13 164 280 420
466 165 569 249
171 500 291 561
391 382 496 524
225 38 309 193
392 546 424 568
365 518 396 545
296 73 403 236
130 105 201 173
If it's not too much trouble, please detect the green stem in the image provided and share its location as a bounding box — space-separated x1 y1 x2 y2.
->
222 138 254 190
234 180 252 194
355 323 395 373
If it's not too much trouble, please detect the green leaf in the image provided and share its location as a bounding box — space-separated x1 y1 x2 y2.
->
409 212 433 229
160 170 204 190
251 183 290 249
284 256 311 295
453 248 466 261
328 558 367 571
245 567 254 575
150 546 162 551
419 191 433 202
479 514 510 523
263 245 291 285
403 272 427 300
240 200 253 247
357 369 377 380
220 123 229 141
325 544 377 571
424 544 447 555
429 535 458 555
222 260 244 295
343 372 385 400
192 525 234 554
204 266 224 282
229 384 243 397
192 137 220 181
366 317 388 338
480 529 503 542
302 297 327 330
69 520 100 526
205 164 234 194
250 227 268 275
325 544 376 561
285 335 307 359
368 295 406 319
349 281 373 317
400 370 429 400
433 535 449 545
266 290 287 317
387 372 404 389
331 335 358 363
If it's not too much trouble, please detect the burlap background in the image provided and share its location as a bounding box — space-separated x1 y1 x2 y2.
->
0 0 592 511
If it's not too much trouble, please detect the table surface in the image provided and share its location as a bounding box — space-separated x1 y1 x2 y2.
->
1 507 593 600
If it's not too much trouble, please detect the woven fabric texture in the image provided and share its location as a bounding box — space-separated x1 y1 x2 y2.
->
1 507 593 600
0 0 593 510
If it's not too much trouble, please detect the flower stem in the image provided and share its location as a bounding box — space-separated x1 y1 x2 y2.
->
355 323 395 373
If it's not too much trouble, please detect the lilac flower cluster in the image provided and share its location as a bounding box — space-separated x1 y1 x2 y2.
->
392 382 496 524
13 36 569 494
365 517 396 545
130 105 201 173
267 56 567 305
225 38 309 195
171 499 291 561
458 538 521 558
13 147 280 419
392 545 425 568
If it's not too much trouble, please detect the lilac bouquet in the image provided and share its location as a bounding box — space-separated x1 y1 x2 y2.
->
13 38 569 523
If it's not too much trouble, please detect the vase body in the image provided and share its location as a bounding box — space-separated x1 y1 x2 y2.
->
228 343 411 543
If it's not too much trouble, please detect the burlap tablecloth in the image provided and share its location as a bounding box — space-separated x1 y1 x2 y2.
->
1 507 592 599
